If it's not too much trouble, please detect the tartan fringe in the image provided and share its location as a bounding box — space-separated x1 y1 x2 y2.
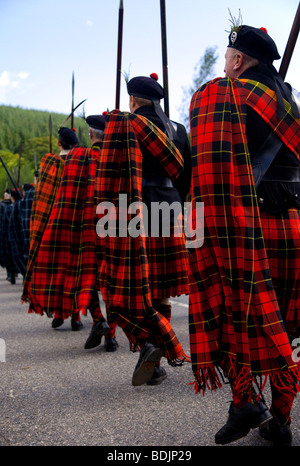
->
22 293 48 317
108 306 191 366
128 338 189 366
113 316 190 366
167 356 189 367
191 356 300 399
269 367 300 396
190 365 225 395
22 293 84 320
126 332 190 366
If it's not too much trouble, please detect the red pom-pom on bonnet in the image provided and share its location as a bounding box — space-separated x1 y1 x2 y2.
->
150 73 159 81
260 27 268 34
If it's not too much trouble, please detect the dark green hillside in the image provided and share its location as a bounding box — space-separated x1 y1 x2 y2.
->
0 105 88 153
0 105 90 196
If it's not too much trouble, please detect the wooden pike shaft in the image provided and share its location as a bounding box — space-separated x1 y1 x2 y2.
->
71 71 75 128
0 156 22 198
115 0 124 110
17 143 22 187
49 114 53 153
160 0 169 117
279 2 300 79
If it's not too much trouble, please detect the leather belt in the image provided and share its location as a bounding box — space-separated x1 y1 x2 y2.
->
262 165 300 183
142 176 174 188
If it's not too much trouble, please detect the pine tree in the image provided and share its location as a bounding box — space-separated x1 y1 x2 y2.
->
178 46 218 131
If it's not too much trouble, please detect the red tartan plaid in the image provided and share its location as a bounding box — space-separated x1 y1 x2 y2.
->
240 79 300 158
23 147 100 319
145 234 189 300
260 208 300 335
189 77 300 398
22 153 65 311
95 111 189 364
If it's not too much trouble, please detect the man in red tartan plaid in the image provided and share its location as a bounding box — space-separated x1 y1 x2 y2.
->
189 24 300 445
95 76 190 387
84 114 119 352
22 124 112 349
127 73 191 386
44 127 85 331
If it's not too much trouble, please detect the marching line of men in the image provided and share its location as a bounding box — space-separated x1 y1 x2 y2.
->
0 184 35 285
2 22 300 447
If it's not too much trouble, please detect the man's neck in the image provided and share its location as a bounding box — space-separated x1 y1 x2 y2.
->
59 149 70 156
91 139 102 147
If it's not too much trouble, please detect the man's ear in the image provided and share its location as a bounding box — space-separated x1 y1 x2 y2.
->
233 52 243 71
130 95 136 108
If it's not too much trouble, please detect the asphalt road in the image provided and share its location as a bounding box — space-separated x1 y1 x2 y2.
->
0 268 299 453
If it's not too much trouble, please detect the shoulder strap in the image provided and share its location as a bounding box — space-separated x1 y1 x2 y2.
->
251 131 283 189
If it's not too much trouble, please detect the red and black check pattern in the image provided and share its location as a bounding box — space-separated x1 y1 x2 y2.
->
23 147 100 320
240 79 300 157
189 77 300 397
260 209 300 336
22 153 65 310
95 111 189 364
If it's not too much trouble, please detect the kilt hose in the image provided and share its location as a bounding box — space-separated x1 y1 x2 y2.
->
95 111 190 365
188 76 300 405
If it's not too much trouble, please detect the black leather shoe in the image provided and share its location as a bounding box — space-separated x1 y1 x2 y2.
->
104 337 119 352
51 317 64 328
146 365 167 385
71 320 83 331
132 342 164 386
259 419 292 446
215 400 273 445
84 320 110 349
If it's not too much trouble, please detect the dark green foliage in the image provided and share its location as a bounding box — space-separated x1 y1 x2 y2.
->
0 105 89 197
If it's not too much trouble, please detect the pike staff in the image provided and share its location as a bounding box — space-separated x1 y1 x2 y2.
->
60 99 87 127
34 152 38 172
17 142 22 188
0 156 22 198
279 2 300 79
49 114 53 153
115 0 124 110
71 71 75 128
160 0 169 117
62 73 87 130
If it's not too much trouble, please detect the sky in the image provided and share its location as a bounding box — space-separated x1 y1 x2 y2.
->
0 0 299 125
